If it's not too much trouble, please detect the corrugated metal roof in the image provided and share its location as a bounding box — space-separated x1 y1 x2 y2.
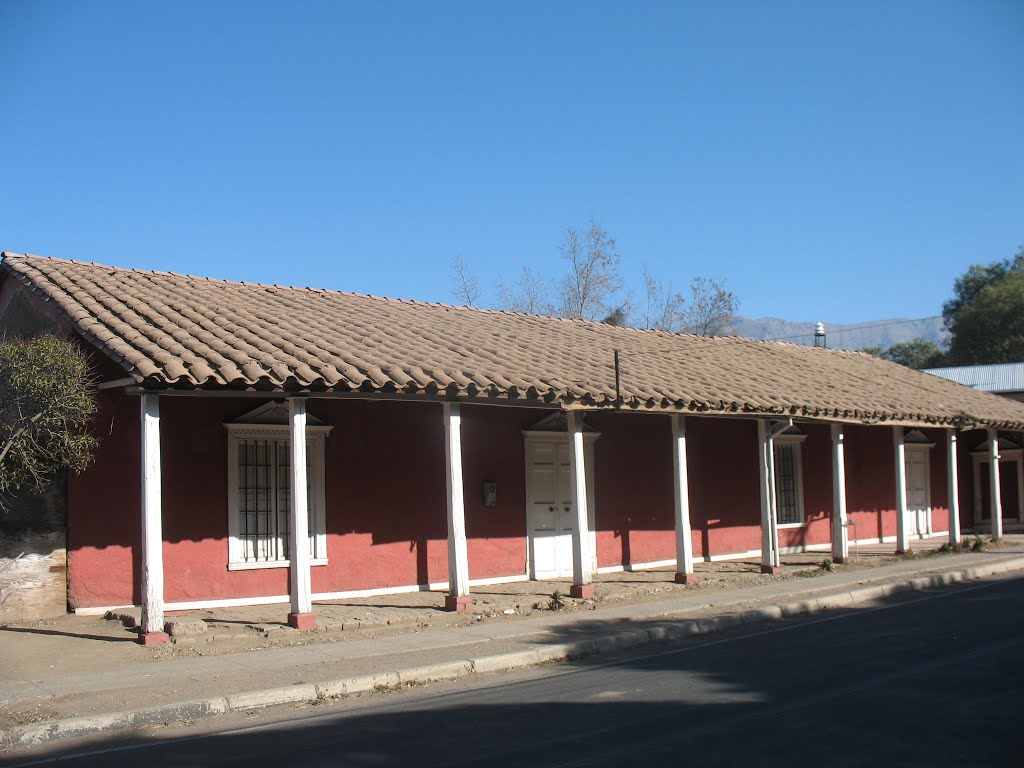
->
924 363 1024 394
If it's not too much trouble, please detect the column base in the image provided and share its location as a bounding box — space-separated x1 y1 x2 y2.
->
288 612 317 631
137 630 170 646
760 565 784 575
444 595 474 612
674 572 699 586
569 583 595 600
831 555 847 565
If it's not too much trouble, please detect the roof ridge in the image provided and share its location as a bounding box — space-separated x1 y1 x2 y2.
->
0 252 892 355
0 252 734 341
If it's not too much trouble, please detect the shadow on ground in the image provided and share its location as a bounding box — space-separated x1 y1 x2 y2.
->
10 575 1024 768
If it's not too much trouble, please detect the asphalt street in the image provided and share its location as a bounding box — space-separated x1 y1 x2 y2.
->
11 576 1024 767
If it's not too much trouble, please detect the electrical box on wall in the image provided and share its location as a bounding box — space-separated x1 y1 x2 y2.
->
482 481 497 507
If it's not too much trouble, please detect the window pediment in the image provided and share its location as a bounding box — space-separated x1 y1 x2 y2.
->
228 400 327 426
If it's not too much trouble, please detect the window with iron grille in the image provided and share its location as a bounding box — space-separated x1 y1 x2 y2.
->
226 424 328 569
773 438 804 526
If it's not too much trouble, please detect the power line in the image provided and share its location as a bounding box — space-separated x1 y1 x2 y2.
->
763 315 944 343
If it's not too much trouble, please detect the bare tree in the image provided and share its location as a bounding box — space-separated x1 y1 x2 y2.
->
681 276 738 336
640 269 737 336
556 216 624 321
641 265 686 332
496 266 552 315
450 254 480 307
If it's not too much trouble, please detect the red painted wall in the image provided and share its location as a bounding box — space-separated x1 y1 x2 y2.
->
69 384 953 609
67 384 141 608
925 428 951 534
685 417 762 558
958 430 982 529
68 393 545 608
588 412 675 568
843 425 899 543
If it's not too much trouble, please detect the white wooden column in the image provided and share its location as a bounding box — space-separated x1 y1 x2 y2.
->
567 410 594 599
443 403 472 612
988 428 1003 539
894 427 910 554
287 397 315 629
831 424 849 563
139 393 167 644
946 430 961 544
672 414 697 584
757 420 781 574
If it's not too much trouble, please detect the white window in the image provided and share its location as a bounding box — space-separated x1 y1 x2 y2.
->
226 422 330 570
773 436 806 526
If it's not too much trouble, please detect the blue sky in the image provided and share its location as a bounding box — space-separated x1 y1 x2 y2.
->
1 0 1021 323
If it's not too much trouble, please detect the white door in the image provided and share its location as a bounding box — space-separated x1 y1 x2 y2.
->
525 440 594 579
905 447 932 537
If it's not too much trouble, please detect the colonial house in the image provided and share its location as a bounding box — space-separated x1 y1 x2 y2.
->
3 252 1024 644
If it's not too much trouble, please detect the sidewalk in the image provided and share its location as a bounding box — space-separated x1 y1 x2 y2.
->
4 536 1024 750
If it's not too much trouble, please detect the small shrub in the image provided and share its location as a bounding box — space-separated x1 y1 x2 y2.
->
547 590 566 611
970 535 988 552
820 558 834 572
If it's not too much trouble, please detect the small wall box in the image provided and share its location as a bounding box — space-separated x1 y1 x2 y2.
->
482 481 497 507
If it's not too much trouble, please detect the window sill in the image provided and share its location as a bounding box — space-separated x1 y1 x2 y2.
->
777 522 805 529
228 558 329 571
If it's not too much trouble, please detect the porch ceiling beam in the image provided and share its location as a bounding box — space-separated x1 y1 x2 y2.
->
567 410 595 599
125 388 1024 432
125 387 562 409
672 415 698 585
287 397 316 630
138 393 168 645
947 430 962 545
831 424 849 564
443 403 472 612
988 429 1004 540
894 427 910 554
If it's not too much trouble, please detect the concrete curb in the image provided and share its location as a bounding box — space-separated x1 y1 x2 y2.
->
6 555 1024 750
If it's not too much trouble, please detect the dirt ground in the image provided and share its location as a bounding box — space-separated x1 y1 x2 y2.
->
5 534 1004 669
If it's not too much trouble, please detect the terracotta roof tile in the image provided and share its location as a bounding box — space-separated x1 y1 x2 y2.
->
5 252 1024 429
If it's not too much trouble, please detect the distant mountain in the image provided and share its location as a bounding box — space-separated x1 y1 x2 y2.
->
726 316 946 351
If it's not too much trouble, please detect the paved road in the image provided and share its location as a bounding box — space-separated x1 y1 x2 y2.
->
12 576 1024 767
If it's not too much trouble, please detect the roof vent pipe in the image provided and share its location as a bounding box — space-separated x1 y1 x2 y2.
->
814 322 826 348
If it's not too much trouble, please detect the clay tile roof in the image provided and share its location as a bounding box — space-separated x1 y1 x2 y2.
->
5 252 1024 429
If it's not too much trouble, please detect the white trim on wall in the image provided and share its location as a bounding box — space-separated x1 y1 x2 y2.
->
74 573 532 615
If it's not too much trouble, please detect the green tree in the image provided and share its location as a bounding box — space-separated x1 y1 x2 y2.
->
944 246 1024 365
0 334 98 510
859 338 943 369
883 338 944 369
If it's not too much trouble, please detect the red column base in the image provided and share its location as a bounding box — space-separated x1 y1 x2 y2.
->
288 612 317 631
137 631 170 646
444 595 474 612
674 572 700 585
760 565 784 575
569 584 595 600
